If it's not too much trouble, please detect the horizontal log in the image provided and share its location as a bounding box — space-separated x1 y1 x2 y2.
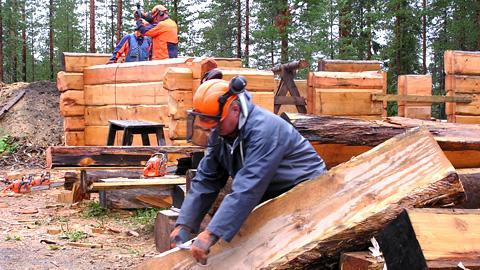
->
217 68 276 91
315 89 383 116
455 94 480 115
214 58 242 68
84 82 168 106
282 113 480 168
163 67 194 90
138 128 463 269
90 176 186 191
80 169 143 195
84 105 169 126
60 90 85 117
445 74 480 93
168 91 192 120
46 146 203 168
444 50 480 75
309 71 386 89
64 116 85 131
57 72 84 91
372 94 472 103
62 52 111 73
189 57 218 79
64 131 85 146
251 91 274 112
403 106 431 120
318 59 382 72
83 58 192 85
455 115 480 124
99 187 172 209
378 208 480 270
169 119 187 140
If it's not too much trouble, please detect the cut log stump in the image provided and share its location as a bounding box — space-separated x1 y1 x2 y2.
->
137 128 463 269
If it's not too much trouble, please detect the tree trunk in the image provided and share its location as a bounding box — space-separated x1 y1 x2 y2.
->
137 129 463 270
422 0 427 74
277 1 289 63
21 0 26 82
339 0 352 56
30 21 34 81
49 0 54 80
0 0 3 82
395 2 401 76
244 0 250 67
89 0 96 53
173 0 178 23
11 0 18 82
366 1 373 60
116 0 122 44
236 0 241 59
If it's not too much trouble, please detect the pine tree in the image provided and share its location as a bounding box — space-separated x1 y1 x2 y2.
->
0 0 4 82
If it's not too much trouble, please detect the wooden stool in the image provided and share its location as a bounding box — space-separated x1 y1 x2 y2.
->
107 120 166 146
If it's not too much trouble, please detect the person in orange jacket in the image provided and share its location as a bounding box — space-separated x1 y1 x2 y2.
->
136 5 178 60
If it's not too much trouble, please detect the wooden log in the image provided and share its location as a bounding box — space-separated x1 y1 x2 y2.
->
80 169 143 195
137 194 173 208
56 72 84 91
455 115 480 124
457 168 480 209
317 59 382 72
250 91 274 112
168 90 192 120
89 176 186 191
340 252 384 270
309 71 386 90
403 106 431 120
217 68 276 91
214 58 242 68
84 82 168 106
83 58 192 85
444 50 480 75
84 105 169 126
64 116 85 131
397 75 432 119
163 67 194 90
456 94 480 116
377 208 480 270
445 74 480 93
99 186 172 209
46 145 203 169
154 208 180 252
62 52 111 73
169 119 187 140
315 89 383 116
59 90 84 117
137 128 463 269
188 57 217 79
64 171 79 190
282 113 480 169
64 131 85 146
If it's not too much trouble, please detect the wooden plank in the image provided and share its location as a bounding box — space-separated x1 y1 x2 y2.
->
83 58 192 85
163 67 194 90
62 52 111 73
64 131 85 146
0 89 25 119
217 68 276 91
90 176 186 191
214 58 242 68
169 119 187 140
154 209 180 252
444 50 480 75
455 115 480 124
84 82 168 105
56 72 84 91
251 91 274 112
372 94 472 103
456 94 480 115
446 74 480 93
136 195 173 208
317 59 382 72
168 90 192 120
46 145 203 169
340 252 384 270
84 105 169 126
310 71 386 89
315 89 383 116
60 90 85 117
137 128 463 269
377 209 480 270
99 187 173 209
64 116 85 131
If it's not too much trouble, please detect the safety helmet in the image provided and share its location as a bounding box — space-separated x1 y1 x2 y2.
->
193 79 237 121
151 5 168 17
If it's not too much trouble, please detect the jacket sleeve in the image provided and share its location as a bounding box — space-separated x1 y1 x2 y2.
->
206 124 287 242
110 35 129 61
136 20 155 36
143 21 171 37
176 148 229 233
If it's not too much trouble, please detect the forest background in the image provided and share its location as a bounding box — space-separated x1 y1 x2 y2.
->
1 0 479 117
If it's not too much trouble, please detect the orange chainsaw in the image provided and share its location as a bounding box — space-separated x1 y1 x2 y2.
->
143 153 168 177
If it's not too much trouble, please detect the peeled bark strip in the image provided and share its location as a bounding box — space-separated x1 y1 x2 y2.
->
137 128 463 269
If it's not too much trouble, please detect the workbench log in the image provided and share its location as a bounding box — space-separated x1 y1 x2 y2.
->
282 113 480 169
46 146 203 168
137 128 463 269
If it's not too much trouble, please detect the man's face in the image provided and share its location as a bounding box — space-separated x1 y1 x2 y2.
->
219 103 240 137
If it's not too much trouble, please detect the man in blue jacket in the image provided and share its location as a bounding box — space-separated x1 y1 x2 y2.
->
170 75 326 264
107 30 152 64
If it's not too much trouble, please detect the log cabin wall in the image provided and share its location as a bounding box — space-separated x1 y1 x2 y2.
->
445 50 480 124
397 75 432 120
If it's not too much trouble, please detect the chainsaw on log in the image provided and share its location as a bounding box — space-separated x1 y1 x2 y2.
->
143 153 168 177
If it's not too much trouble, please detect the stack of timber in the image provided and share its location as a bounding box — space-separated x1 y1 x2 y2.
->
282 113 480 169
137 129 464 269
307 70 387 119
397 75 432 120
317 59 382 72
445 50 480 124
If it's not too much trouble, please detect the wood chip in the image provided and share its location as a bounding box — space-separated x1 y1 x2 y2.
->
66 242 103 248
91 227 105 234
107 227 122 234
47 229 62 235
14 208 39 214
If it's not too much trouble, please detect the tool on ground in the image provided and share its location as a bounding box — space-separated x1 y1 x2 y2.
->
143 153 168 177
1 172 61 193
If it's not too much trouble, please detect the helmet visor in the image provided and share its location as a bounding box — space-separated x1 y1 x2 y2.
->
187 110 221 147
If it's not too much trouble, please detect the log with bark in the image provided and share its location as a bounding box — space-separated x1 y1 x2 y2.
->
282 113 480 169
46 146 203 169
99 187 173 209
377 208 480 270
137 128 464 269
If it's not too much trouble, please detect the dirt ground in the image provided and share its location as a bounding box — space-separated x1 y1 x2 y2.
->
0 169 157 270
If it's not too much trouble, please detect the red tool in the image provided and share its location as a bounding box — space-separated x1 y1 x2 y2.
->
143 153 168 177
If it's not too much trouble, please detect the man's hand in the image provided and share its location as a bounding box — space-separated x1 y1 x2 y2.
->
191 230 219 265
169 225 191 248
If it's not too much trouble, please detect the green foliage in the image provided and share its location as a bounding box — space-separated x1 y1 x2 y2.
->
4 235 21 241
62 230 86 242
130 208 161 233
84 201 107 218
0 135 18 155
